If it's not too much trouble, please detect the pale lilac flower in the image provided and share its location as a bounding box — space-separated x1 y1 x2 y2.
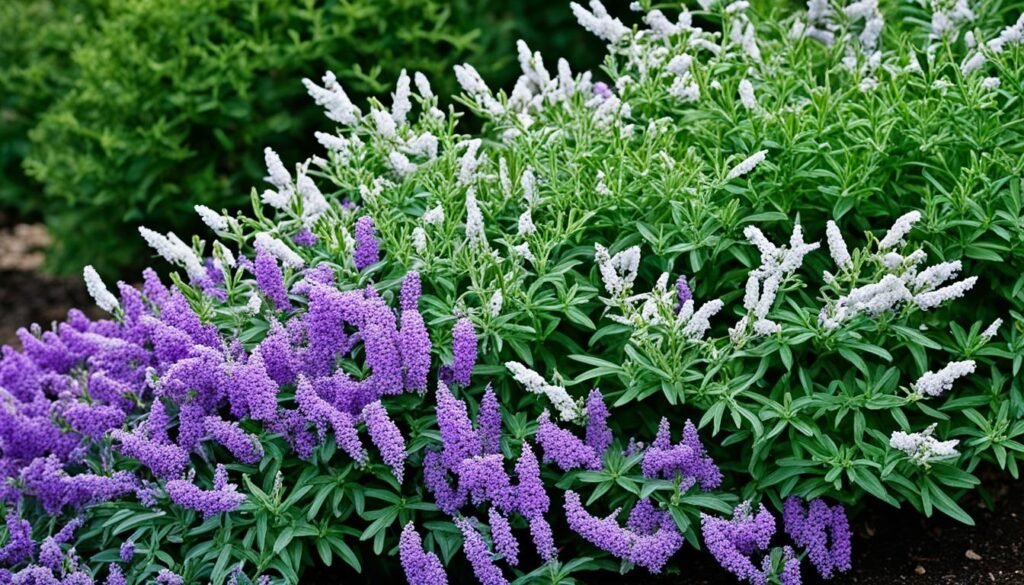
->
982 318 1003 339
879 211 921 250
911 360 976 398
825 221 851 269
889 423 959 465
303 70 361 125
571 1 630 44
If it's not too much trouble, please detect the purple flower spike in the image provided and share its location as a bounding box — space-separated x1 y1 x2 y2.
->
563 491 682 572
488 508 520 566
165 465 246 519
564 490 630 558
780 546 802 585
399 308 431 392
107 565 127 585
362 401 406 483
399 522 448 585
513 442 548 520
423 450 466 515
435 380 481 469
232 349 280 422
782 497 851 579
400 271 422 312
112 429 190 480
294 228 318 247
0 512 34 565
354 215 380 270
119 540 135 563
156 569 185 585
456 455 513 513
478 384 502 455
455 517 509 585
676 275 693 309
529 516 557 561
701 502 777 584
450 318 477 386
255 245 293 311
295 376 366 463
593 81 613 99
535 411 601 471
204 416 264 464
642 418 721 491
584 389 612 455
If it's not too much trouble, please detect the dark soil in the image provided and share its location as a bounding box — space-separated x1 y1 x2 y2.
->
653 473 1024 585
0 211 99 346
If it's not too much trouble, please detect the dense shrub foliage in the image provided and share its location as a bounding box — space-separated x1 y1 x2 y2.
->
1 1 1024 584
0 0 604 275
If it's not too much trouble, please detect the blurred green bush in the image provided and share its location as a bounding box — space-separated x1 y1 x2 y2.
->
1 0 604 275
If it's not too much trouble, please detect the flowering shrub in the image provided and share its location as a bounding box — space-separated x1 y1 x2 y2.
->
2 1 1024 584
2 0 594 275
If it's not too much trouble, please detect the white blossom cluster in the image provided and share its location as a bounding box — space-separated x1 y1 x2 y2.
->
138 226 206 283
726 149 767 180
253 232 304 269
930 0 976 41
890 423 960 465
818 213 978 329
791 0 837 46
505 361 583 422
730 223 820 341
83 265 119 314
910 360 976 398
301 70 361 126
194 205 231 233
570 1 630 45
594 243 641 297
604 272 724 342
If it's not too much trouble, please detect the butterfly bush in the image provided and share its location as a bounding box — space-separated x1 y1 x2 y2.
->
1 1 1023 584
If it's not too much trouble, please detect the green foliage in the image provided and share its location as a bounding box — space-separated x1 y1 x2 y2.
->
1 0 585 274
4 1 1024 584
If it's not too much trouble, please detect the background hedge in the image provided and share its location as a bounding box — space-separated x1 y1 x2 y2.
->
0 0 608 275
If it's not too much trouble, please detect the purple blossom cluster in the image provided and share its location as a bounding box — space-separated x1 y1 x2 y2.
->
354 215 380 270
421 380 556 576
0 260 449 580
398 523 448 585
165 465 247 519
534 410 601 471
0 205 863 585
564 491 683 573
701 502 803 585
255 245 293 311
642 418 722 491
782 497 852 578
